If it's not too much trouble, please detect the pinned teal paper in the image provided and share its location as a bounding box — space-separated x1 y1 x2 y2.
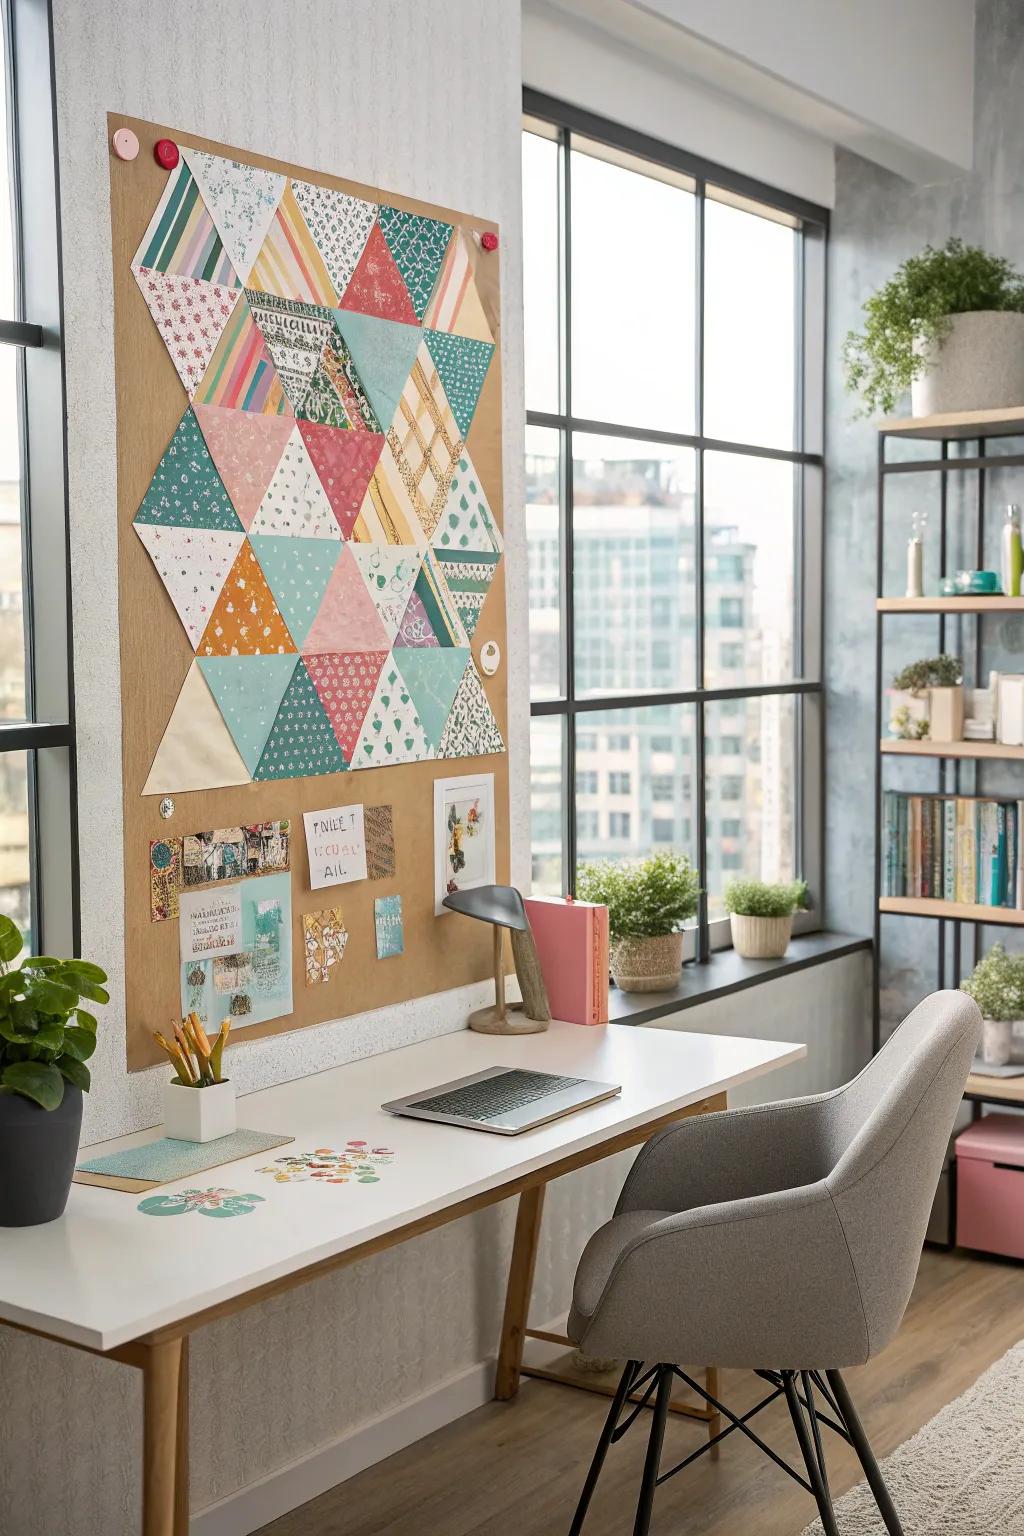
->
254 659 348 779
374 894 404 959
424 331 494 439
376 207 454 320
249 535 342 650
134 407 244 531
395 646 469 751
331 309 421 431
198 653 298 775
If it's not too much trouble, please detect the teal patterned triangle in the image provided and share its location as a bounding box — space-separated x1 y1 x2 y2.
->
134 407 243 532
423 330 494 439
254 659 348 780
198 654 299 775
396 646 471 750
330 310 421 432
249 536 342 651
376 207 453 321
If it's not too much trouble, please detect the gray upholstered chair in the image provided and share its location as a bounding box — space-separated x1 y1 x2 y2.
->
566 989 981 1536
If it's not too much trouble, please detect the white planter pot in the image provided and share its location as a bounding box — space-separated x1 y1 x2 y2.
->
981 1017 1015 1068
729 912 793 960
912 312 1024 417
888 690 929 738
163 1080 236 1143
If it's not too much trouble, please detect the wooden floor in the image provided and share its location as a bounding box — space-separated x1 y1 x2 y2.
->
258 1248 1024 1536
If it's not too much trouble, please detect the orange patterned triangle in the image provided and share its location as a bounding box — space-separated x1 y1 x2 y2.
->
197 540 297 656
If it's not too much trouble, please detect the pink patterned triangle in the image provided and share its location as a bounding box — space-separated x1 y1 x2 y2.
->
301 543 391 654
132 267 242 397
305 650 390 760
194 405 294 530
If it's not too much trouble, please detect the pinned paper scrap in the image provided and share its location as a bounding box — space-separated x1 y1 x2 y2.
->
303 906 349 987
182 819 290 886
374 894 404 959
303 803 366 890
364 804 396 880
179 884 244 962
150 838 183 922
181 872 292 1028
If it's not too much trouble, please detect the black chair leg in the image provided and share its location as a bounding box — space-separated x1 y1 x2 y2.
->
826 1370 904 1536
783 1372 839 1536
633 1365 673 1536
568 1360 640 1536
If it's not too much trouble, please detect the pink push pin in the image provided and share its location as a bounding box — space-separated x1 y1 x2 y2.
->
154 138 179 171
480 231 498 252
111 128 139 162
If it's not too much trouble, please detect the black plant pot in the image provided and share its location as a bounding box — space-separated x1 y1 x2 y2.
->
0 1083 83 1226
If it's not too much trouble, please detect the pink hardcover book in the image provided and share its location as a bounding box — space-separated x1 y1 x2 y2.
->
523 896 609 1026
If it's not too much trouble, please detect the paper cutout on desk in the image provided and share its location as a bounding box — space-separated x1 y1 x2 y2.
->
248 181 339 306
132 268 242 396
387 344 464 540
137 1187 266 1218
198 541 297 656
249 425 339 541
150 838 183 922
423 329 494 439
364 804 396 880
302 907 349 986
133 407 243 532
374 894 404 958
423 231 493 344
296 421 384 539
194 405 294 530
290 181 376 299
331 311 421 439
180 148 285 284
134 159 240 286
255 1143 394 1183
135 524 244 648
336 221 417 324
143 661 252 795
192 292 293 416
182 818 290 886
303 803 367 890
254 659 349 780
245 291 336 413
180 872 292 1028
376 206 453 321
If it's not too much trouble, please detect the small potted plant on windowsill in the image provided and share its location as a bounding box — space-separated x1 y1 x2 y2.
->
724 879 808 960
576 852 699 993
0 915 108 1227
961 943 1024 1068
890 655 964 743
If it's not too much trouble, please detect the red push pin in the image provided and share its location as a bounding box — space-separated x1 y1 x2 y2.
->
154 138 179 171
480 231 498 252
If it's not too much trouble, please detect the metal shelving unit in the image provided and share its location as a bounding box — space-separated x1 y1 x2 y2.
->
874 408 1024 1111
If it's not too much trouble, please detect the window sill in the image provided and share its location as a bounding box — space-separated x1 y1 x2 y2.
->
608 931 871 1026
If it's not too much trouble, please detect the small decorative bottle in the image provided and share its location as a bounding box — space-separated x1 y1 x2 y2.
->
906 508 927 598
1002 504 1023 597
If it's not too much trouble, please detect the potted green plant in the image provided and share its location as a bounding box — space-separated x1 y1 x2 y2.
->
962 943 1024 1067
576 852 699 993
890 655 964 743
724 879 808 960
0 915 108 1227
844 239 1024 418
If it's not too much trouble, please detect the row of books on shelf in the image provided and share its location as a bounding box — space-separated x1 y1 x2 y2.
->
882 792 1024 908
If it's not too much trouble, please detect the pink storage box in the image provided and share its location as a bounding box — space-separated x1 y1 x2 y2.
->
955 1113 1024 1260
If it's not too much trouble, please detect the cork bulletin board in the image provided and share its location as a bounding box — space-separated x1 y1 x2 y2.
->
109 114 509 1070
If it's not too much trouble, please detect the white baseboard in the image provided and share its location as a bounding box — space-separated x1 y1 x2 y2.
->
191 1317 570 1536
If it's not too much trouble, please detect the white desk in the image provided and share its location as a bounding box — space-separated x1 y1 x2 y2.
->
0 1019 804 1536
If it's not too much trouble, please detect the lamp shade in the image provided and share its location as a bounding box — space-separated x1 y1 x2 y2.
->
442 884 530 930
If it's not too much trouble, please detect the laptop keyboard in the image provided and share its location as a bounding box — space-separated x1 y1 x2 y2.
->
408 1069 585 1122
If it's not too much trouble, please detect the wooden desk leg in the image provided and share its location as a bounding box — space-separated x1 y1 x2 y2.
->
174 1336 190 1536
495 1183 546 1400
142 1337 183 1536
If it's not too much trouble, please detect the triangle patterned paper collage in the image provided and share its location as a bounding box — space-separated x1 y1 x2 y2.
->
132 138 505 793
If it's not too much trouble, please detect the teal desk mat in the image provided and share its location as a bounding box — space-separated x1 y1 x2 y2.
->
76 1128 293 1189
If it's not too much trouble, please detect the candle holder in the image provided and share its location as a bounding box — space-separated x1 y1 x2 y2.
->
906 508 928 598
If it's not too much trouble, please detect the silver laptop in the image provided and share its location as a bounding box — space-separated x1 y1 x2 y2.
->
382 1065 621 1135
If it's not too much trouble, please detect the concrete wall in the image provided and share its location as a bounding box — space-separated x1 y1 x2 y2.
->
826 0 1024 1030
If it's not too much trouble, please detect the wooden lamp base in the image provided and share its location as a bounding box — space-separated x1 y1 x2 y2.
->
468 1001 548 1035
470 924 550 1035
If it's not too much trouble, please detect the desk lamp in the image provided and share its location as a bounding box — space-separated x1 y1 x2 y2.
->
442 884 551 1034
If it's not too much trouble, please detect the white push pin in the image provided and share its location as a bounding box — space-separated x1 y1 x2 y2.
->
111 128 140 162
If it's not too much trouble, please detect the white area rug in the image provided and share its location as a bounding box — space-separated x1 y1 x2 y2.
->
803 1341 1024 1534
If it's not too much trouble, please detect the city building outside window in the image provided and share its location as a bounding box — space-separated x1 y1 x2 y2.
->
524 93 826 956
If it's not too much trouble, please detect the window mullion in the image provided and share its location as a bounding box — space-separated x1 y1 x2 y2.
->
694 179 710 962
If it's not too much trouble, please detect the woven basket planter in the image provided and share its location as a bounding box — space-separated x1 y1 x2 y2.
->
729 912 793 960
610 932 684 993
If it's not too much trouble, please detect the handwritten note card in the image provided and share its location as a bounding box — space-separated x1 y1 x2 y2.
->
303 804 367 891
179 885 243 962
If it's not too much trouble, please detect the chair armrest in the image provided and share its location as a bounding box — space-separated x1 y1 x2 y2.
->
616 1092 840 1216
576 1183 870 1369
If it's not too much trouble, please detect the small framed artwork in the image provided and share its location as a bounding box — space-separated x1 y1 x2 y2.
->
434 773 496 915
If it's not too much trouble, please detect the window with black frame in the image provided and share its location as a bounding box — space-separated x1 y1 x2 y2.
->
522 94 826 958
0 0 74 959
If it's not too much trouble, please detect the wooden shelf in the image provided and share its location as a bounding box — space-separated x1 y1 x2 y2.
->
880 896 1024 925
877 595 1024 613
878 404 1024 440
965 1071 1024 1106
880 739 1024 761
